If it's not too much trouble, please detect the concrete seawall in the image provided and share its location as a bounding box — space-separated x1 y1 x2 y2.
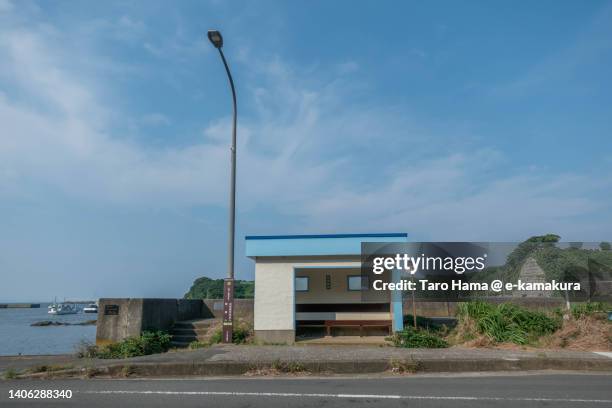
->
203 299 254 319
96 298 204 345
95 297 566 345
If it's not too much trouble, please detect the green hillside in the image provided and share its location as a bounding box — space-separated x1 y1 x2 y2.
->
503 235 612 281
184 277 254 299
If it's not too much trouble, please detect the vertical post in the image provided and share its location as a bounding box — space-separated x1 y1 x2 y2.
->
218 47 237 344
411 275 417 329
223 278 235 343
412 291 417 329
391 269 404 332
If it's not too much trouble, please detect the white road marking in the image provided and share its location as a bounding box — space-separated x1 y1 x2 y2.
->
593 352 612 359
81 390 612 403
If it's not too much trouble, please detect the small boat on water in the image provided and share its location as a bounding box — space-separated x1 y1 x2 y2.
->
48 302 78 315
83 303 98 314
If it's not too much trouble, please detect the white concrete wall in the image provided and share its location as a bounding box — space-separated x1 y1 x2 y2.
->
254 260 295 331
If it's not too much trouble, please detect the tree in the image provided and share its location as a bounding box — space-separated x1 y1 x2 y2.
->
600 242 611 251
505 234 561 277
526 234 561 243
184 277 254 299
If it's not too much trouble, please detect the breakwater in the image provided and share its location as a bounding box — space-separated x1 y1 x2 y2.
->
0 303 41 308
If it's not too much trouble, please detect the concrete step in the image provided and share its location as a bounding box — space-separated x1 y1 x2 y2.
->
171 333 208 342
169 318 217 348
170 328 209 336
173 319 214 330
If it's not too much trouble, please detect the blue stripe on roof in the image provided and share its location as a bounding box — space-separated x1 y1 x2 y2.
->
245 233 407 240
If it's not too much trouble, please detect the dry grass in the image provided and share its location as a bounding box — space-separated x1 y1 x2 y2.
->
447 318 497 348
82 367 101 379
389 358 420 374
244 361 310 376
540 315 611 351
29 364 73 374
119 365 135 378
449 312 611 351
446 317 480 345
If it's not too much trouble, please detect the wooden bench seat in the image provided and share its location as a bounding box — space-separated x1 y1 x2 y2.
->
324 320 392 337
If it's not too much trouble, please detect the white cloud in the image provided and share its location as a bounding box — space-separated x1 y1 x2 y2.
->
0 15 610 244
303 164 609 241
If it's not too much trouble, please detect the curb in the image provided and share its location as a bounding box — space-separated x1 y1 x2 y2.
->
13 357 612 379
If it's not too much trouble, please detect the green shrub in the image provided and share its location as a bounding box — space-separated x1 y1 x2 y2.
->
392 328 448 348
208 323 252 345
3 368 18 379
93 331 172 359
208 329 223 345
140 331 172 354
456 301 561 345
232 325 251 344
188 341 209 349
456 300 495 320
115 337 143 358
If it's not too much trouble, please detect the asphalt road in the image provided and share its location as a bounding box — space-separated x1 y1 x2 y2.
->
1 373 611 407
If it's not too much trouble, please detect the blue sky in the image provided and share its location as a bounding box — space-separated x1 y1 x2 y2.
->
1 0 611 302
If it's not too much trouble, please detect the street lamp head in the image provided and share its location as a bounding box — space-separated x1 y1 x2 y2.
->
207 30 223 48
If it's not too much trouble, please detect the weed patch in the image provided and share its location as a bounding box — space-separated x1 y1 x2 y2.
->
82 367 101 378
391 328 448 348
188 341 209 349
271 360 307 373
75 340 99 359
570 302 610 320
208 321 253 345
3 368 18 379
455 301 561 345
389 358 420 374
29 364 73 374
120 365 135 378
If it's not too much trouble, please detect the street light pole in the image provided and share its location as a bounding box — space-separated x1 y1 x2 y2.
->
208 30 236 344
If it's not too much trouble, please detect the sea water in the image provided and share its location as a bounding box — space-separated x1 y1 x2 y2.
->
0 304 96 356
